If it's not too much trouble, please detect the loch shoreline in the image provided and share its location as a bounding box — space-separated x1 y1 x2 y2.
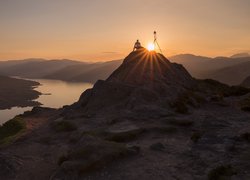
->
0 76 42 110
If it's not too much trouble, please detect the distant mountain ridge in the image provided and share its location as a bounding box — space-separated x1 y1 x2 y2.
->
230 53 250 58
0 59 81 78
206 61 250 85
0 58 122 83
44 59 122 83
1 54 250 85
169 54 250 85
169 54 250 78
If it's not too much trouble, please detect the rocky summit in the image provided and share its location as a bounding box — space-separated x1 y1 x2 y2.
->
76 48 195 115
107 48 193 86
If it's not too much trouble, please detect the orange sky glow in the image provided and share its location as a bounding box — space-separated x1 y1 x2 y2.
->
0 0 249 61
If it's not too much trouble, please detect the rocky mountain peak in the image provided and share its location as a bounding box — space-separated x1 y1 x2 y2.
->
75 49 196 114
107 48 193 87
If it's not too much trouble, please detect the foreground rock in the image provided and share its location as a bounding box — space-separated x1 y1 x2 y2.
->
1 49 250 180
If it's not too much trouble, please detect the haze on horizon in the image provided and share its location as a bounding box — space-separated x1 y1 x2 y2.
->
0 0 249 61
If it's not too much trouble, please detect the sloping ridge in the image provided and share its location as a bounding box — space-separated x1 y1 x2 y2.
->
208 60 250 85
76 48 195 113
44 60 122 83
241 75 250 87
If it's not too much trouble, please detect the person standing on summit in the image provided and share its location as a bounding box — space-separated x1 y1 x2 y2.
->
133 40 142 51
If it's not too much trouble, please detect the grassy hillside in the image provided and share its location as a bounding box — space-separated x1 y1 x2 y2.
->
0 76 41 109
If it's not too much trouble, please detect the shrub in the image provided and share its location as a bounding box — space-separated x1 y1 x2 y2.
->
105 129 144 142
240 132 250 142
52 120 77 132
197 79 250 97
208 165 236 180
170 95 189 114
198 79 229 96
241 106 250 111
226 86 250 97
149 126 177 134
150 142 165 151
82 128 144 143
38 136 52 145
0 117 26 144
174 101 189 114
240 96 250 112
170 91 207 114
191 132 202 143
58 154 69 165
168 119 194 127
63 140 129 174
210 94 224 102
193 93 206 104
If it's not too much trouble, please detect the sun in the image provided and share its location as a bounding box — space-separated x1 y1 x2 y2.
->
147 43 155 51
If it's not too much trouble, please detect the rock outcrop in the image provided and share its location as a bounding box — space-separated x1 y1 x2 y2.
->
241 75 250 87
76 48 195 114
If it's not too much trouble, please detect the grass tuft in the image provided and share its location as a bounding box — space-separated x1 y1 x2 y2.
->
240 132 250 142
0 117 26 145
52 120 77 132
191 131 202 143
58 154 69 165
208 165 236 180
168 119 194 127
82 129 144 143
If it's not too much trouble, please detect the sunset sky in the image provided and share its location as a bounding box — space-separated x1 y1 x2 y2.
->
0 0 249 61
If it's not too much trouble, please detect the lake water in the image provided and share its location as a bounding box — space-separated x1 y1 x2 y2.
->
0 79 93 124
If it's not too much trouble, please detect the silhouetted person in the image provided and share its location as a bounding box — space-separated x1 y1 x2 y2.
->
133 40 142 51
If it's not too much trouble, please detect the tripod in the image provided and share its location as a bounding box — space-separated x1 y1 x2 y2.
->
153 31 163 54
